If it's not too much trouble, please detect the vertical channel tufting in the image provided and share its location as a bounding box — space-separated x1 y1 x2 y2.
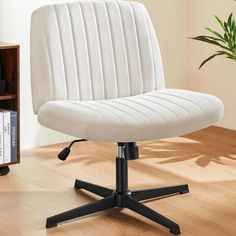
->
94 1 118 99
118 1 143 96
104 1 119 98
116 1 131 96
144 7 165 90
79 3 94 100
80 1 105 100
31 0 166 113
44 34 54 100
68 3 93 100
129 2 144 94
106 1 130 98
45 38 55 100
53 5 68 100
141 4 156 91
130 2 146 93
92 2 106 99
131 2 155 92
55 4 86 100
66 3 81 100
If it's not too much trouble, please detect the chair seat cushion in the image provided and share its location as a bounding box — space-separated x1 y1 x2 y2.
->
38 89 223 142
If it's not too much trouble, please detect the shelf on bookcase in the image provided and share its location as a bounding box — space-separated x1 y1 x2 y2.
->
0 93 16 101
0 43 20 173
0 161 19 168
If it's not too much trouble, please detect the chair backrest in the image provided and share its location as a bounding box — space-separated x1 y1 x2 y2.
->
30 0 165 114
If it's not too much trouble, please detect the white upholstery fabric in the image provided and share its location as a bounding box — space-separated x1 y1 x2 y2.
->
38 89 223 142
31 0 165 114
31 0 224 142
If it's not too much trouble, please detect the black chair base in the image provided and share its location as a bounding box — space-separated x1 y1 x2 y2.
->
46 143 189 235
46 179 188 235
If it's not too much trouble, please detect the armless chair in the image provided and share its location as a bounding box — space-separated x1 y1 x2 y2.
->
30 1 223 235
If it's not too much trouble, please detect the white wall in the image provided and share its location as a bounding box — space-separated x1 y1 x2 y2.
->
0 0 189 149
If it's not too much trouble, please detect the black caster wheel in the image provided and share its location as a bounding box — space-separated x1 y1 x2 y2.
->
0 166 10 176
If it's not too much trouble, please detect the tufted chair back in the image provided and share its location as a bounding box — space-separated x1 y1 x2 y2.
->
30 0 165 113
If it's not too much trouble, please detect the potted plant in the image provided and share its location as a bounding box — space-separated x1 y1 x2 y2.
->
192 13 236 69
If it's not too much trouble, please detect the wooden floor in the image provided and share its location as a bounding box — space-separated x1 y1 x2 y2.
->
0 126 235 236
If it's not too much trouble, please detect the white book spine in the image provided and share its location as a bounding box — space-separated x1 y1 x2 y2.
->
10 112 17 163
3 112 11 163
0 113 3 164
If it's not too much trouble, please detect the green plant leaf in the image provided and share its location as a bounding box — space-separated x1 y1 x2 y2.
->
224 21 230 35
216 50 236 60
192 36 230 50
228 13 233 27
192 13 236 69
199 52 225 69
205 27 225 41
232 19 235 31
215 15 226 31
224 32 229 42
194 34 225 43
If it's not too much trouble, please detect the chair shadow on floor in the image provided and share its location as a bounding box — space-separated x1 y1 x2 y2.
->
64 134 236 169
141 139 236 168
21 127 236 171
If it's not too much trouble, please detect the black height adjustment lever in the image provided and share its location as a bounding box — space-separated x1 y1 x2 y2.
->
58 139 87 161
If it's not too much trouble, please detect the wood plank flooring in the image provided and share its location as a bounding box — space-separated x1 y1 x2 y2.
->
0 126 235 236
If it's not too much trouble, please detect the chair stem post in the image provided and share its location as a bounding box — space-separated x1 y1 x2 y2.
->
116 143 128 194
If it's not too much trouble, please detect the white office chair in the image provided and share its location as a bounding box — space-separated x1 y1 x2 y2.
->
30 1 223 235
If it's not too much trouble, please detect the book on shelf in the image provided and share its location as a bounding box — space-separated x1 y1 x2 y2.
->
0 110 17 164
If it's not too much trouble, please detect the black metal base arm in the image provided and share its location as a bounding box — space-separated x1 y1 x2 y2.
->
46 143 189 235
46 181 188 235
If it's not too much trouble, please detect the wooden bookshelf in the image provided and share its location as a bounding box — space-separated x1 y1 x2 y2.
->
0 42 20 175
